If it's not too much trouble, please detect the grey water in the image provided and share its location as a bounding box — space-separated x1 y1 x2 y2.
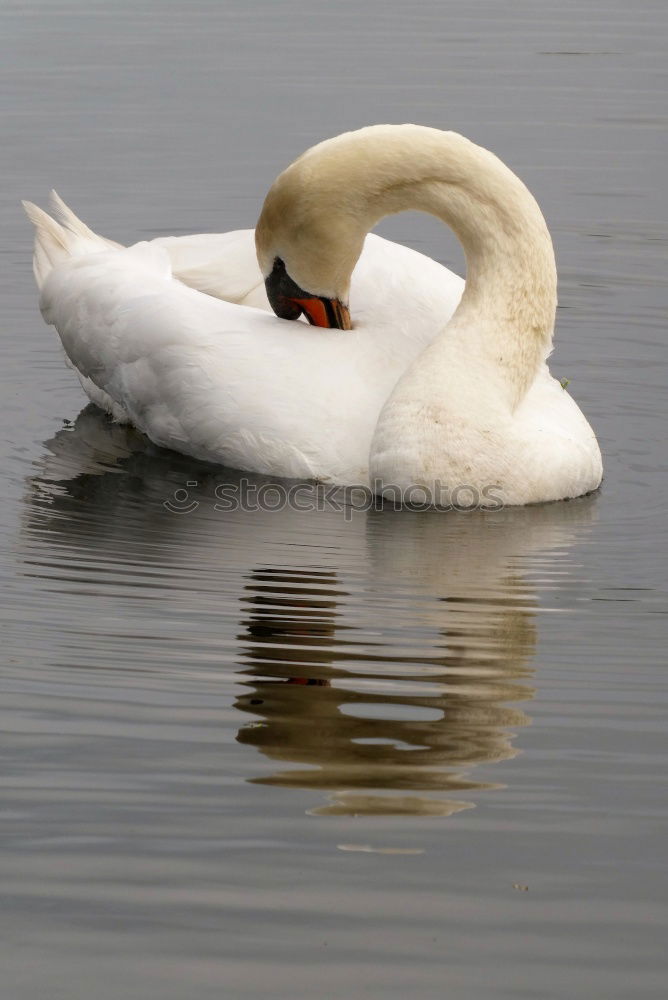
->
1 1 667 997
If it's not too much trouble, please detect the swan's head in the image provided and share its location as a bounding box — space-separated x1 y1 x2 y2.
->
255 145 369 330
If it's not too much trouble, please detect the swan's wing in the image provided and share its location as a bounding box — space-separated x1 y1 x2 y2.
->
149 229 268 306
38 242 384 481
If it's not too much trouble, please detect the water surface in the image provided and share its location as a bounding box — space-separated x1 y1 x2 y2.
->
1 2 667 997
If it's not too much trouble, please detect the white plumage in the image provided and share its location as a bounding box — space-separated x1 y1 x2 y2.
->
24 125 602 503
24 193 462 484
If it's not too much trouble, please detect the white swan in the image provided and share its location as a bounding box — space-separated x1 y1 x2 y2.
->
24 125 602 504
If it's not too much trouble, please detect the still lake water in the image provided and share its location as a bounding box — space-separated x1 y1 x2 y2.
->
1 1 667 997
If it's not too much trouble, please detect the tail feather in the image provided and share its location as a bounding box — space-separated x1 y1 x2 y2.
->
22 192 123 290
48 191 123 251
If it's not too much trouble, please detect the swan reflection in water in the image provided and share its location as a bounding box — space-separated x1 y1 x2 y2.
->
25 406 597 817
236 550 534 818
234 478 595 816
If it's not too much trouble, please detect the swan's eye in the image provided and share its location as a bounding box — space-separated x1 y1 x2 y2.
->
265 257 351 330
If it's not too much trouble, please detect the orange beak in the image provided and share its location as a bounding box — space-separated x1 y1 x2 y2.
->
292 296 352 330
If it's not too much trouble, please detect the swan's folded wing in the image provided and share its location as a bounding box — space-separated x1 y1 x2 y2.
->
150 229 268 307
40 240 277 425
38 243 372 480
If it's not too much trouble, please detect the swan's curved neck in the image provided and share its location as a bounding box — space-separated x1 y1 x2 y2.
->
260 125 557 404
